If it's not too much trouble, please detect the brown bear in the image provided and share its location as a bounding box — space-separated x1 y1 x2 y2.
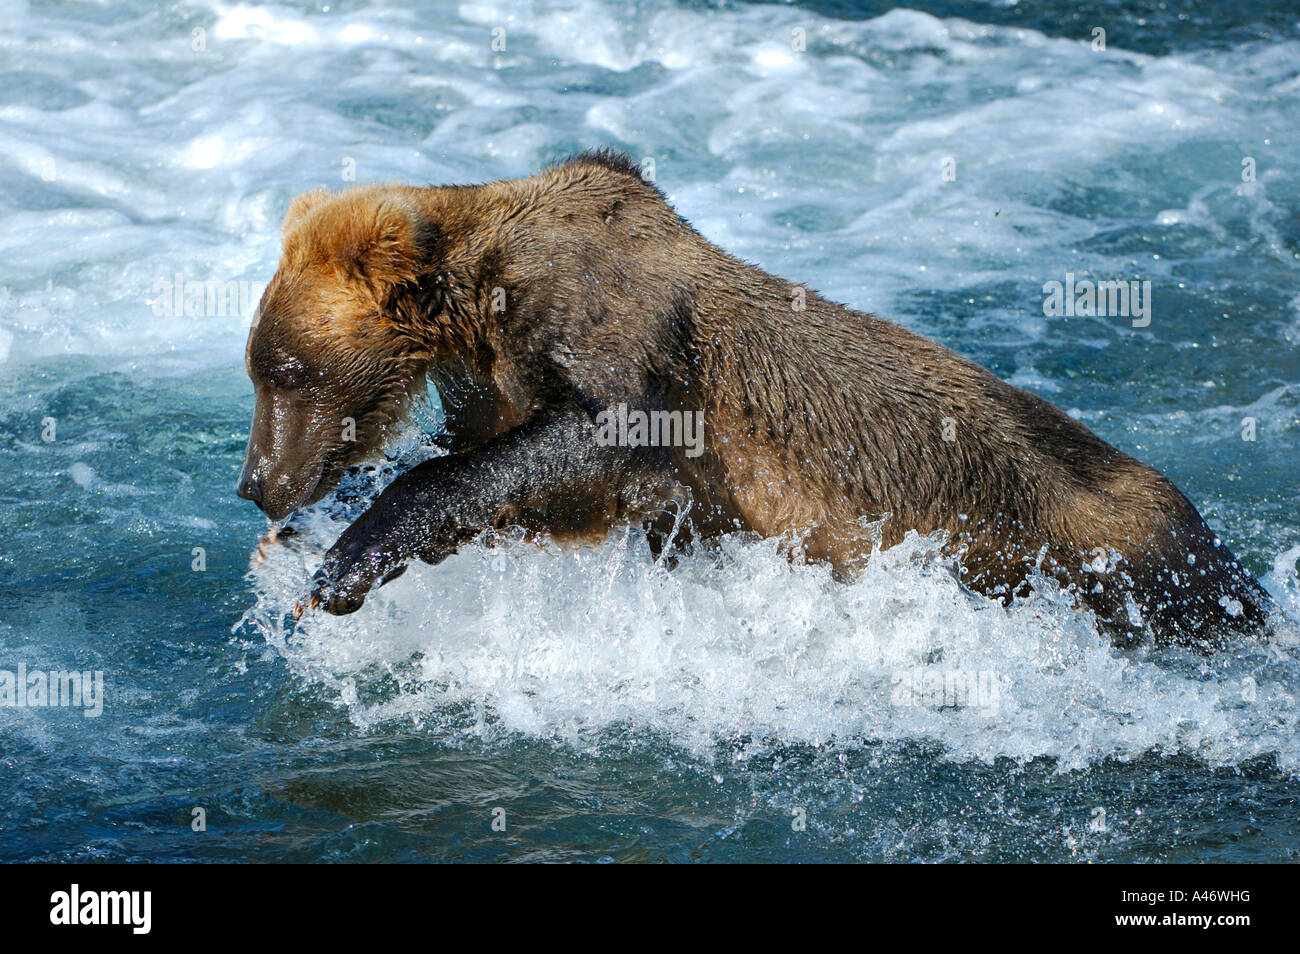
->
237 149 1272 650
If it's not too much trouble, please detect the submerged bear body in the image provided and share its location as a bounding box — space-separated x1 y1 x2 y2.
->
237 150 1271 650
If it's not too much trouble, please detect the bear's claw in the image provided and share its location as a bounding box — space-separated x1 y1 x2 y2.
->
293 584 367 618
252 521 302 566
291 595 320 620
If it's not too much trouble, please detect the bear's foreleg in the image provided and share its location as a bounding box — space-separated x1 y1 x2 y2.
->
300 406 685 616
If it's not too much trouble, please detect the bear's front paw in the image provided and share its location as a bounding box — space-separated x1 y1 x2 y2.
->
296 540 394 618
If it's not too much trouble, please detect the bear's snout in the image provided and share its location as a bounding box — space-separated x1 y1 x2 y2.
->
236 469 263 509
237 453 321 522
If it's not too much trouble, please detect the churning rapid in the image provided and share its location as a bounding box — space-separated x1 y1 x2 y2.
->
1 0 1298 861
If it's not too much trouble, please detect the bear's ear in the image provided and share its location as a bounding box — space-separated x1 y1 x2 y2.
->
282 188 333 233
279 187 440 296
339 194 439 290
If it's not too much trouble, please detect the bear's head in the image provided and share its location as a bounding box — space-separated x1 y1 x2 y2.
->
237 185 446 520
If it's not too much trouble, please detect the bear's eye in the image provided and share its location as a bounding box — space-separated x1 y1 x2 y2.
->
263 359 307 391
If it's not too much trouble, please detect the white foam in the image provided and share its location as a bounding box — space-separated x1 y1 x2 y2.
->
3 1 1297 362
241 507 1300 774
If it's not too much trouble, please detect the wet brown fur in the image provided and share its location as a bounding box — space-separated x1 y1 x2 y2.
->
240 150 1271 649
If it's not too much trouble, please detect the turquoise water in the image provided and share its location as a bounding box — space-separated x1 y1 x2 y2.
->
1 0 1298 862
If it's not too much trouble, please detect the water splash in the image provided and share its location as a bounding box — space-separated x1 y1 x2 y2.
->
239 488 1300 775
